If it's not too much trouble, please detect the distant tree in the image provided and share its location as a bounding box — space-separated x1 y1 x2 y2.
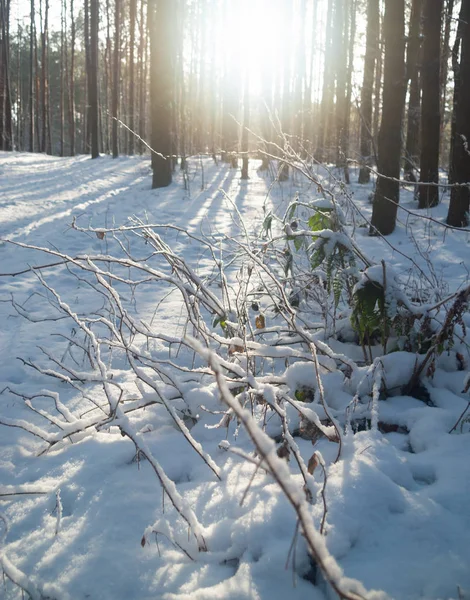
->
89 0 99 158
340 0 357 184
358 0 380 184
68 0 75 155
59 0 65 156
0 0 13 150
241 71 249 180
370 0 406 235
127 0 136 155
149 0 173 188
40 0 52 154
316 0 334 163
403 0 423 182
28 0 36 151
334 0 348 169
447 0 470 227
137 0 147 155
112 0 120 158
418 0 443 208
440 0 454 158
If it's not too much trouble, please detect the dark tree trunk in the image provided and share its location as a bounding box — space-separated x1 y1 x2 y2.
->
89 0 99 158
403 0 423 182
241 72 249 180
29 0 35 152
69 0 75 155
372 19 382 145
149 0 173 188
358 0 380 184
128 0 136 155
39 0 49 153
440 0 454 159
447 0 470 227
316 0 334 162
418 0 443 208
60 0 65 156
0 0 13 150
138 0 148 155
84 0 91 152
112 0 120 158
341 0 357 184
370 0 406 236
334 0 347 168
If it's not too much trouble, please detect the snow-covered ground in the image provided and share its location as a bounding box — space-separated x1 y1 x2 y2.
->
0 151 469 600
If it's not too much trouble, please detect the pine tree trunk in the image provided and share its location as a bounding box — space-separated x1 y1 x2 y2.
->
440 0 454 160
112 0 120 158
60 0 65 156
418 0 443 208
89 0 99 158
403 0 423 182
128 0 136 155
69 0 75 155
29 0 35 151
447 0 470 227
241 72 249 180
149 0 173 188
370 0 406 236
0 0 13 150
316 0 334 162
358 0 379 184
341 0 357 184
137 0 147 155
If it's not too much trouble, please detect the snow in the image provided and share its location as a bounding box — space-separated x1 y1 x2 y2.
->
1 151 470 599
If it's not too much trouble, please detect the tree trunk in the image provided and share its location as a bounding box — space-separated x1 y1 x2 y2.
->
112 0 120 158
138 0 147 155
358 0 380 184
370 0 406 236
60 0 65 156
418 0 443 208
403 0 423 182
316 0 334 162
128 0 136 155
439 0 454 160
241 71 249 180
0 0 13 150
69 0 75 155
341 0 357 184
149 0 173 188
89 0 99 158
446 0 470 227
29 0 35 151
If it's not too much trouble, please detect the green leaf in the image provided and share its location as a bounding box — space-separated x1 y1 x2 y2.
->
308 211 331 232
287 204 297 221
310 243 326 269
294 236 304 251
333 274 342 308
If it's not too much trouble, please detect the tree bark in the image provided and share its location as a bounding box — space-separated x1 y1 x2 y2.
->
112 0 120 158
89 0 99 158
69 0 75 155
149 0 173 188
0 0 13 150
446 0 470 227
29 0 35 151
370 0 406 236
403 0 423 182
358 0 380 184
128 0 136 155
418 0 443 208
241 71 249 180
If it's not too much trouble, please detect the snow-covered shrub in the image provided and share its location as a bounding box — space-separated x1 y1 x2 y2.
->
1 206 469 599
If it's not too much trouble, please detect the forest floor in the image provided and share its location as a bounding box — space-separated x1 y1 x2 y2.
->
0 151 469 600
